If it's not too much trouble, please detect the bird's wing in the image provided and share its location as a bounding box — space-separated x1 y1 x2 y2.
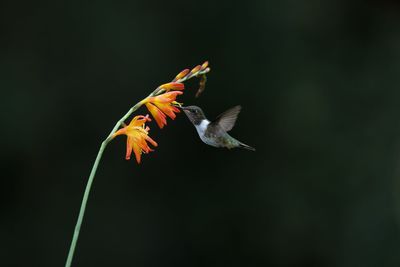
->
212 105 241 132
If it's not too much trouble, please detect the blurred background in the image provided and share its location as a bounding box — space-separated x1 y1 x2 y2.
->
1 0 400 266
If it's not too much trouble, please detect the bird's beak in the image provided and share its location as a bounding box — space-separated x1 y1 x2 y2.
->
180 106 190 116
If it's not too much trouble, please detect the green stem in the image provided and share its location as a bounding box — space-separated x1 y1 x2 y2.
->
65 140 108 267
65 66 210 267
65 103 143 267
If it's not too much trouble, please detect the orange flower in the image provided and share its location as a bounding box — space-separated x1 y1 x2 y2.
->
142 91 183 129
112 115 158 164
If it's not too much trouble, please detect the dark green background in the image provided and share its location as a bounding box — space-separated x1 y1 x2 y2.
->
2 0 400 266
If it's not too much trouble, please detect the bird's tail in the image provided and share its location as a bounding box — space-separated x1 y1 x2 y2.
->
238 142 256 151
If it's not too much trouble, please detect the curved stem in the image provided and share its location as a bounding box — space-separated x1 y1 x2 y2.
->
65 66 210 267
65 140 108 267
65 103 144 267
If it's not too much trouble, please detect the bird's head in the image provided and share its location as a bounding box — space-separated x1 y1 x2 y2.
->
181 106 206 125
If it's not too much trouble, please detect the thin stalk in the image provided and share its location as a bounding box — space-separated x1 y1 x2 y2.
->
65 67 210 267
65 102 146 267
65 141 107 267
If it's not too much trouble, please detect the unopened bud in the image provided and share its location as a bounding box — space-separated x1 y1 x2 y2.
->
173 69 190 81
201 61 209 70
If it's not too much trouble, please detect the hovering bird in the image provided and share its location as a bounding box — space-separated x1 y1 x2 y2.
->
181 105 255 151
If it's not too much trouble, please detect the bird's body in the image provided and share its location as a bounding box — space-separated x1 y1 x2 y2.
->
182 105 255 151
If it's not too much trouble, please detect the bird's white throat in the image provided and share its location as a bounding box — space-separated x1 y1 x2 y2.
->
195 119 210 136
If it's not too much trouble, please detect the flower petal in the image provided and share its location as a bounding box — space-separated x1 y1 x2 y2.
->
153 102 180 120
133 143 142 164
145 135 158 147
146 102 167 128
126 136 133 160
129 114 151 127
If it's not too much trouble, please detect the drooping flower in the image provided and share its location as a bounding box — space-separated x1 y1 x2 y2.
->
141 91 183 129
112 115 158 164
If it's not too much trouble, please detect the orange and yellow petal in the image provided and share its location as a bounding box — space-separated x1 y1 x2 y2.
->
125 136 134 160
129 130 157 163
145 102 167 128
136 132 153 153
132 143 142 164
128 114 151 127
152 102 180 120
145 135 158 147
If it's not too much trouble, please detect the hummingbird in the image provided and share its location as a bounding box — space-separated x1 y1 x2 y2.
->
181 105 255 151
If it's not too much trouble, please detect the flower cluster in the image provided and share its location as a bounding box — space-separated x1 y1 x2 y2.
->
112 61 210 163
